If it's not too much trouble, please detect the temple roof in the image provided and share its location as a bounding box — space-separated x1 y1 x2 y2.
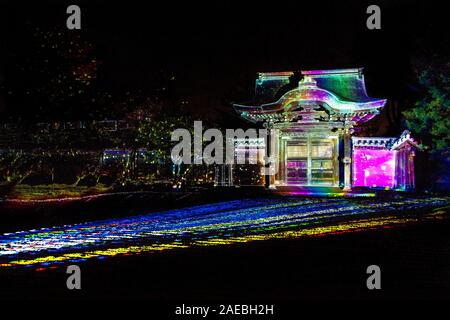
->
301 68 380 103
234 68 387 125
353 131 423 151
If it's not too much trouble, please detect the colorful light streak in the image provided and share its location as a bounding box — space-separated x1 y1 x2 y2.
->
1 190 146 204
0 196 449 269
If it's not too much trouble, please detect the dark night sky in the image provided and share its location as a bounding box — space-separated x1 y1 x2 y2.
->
0 0 447 121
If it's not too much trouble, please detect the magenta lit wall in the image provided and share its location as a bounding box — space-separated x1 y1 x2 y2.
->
352 148 395 188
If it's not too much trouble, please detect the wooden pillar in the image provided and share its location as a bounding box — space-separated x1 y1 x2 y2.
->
408 150 415 190
343 129 352 191
278 137 286 185
228 164 234 187
265 129 272 188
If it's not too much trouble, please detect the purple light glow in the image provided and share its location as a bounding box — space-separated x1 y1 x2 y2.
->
353 148 395 188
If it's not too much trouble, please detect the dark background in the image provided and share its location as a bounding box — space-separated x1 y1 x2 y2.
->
0 1 449 307
0 0 447 123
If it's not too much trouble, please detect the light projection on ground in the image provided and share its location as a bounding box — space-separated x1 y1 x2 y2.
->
1 196 449 269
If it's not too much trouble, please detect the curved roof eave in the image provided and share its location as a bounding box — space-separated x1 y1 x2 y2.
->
234 87 387 114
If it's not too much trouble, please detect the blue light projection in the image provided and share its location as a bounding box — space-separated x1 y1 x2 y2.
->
0 196 449 269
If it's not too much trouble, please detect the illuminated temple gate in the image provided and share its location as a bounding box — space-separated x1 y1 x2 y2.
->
231 68 421 191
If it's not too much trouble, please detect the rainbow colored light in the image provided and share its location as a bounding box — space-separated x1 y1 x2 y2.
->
1 196 449 269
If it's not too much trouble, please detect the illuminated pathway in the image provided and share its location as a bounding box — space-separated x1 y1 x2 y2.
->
0 196 449 269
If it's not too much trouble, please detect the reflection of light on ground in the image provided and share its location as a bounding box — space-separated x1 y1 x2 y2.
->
1 196 449 269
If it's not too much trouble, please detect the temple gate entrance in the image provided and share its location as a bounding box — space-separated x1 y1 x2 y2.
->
286 137 337 186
